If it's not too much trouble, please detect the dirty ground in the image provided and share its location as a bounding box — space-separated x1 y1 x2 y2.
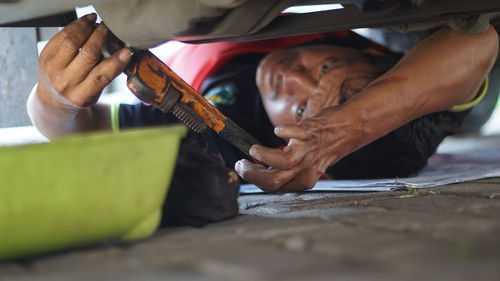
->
1 136 500 281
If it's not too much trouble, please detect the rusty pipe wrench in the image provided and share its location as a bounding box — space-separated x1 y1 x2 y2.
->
102 31 260 158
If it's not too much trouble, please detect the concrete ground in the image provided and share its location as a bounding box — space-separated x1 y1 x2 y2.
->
1 136 500 281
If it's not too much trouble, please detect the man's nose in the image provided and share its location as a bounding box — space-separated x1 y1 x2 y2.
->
282 68 316 97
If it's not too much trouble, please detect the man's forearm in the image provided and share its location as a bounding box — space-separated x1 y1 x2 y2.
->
386 26 498 112
345 25 499 147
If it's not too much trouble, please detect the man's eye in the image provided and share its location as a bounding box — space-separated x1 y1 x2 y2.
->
297 105 305 117
320 63 332 74
319 58 343 77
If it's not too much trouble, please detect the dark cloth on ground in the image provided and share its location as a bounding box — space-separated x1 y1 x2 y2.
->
160 130 240 227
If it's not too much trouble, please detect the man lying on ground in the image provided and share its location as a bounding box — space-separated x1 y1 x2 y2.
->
28 13 498 192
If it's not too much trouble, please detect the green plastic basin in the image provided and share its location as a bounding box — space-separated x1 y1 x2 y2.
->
0 125 186 260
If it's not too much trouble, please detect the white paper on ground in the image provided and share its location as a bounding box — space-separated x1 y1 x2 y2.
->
239 150 500 194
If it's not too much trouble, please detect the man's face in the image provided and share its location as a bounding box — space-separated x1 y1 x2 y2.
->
256 45 378 126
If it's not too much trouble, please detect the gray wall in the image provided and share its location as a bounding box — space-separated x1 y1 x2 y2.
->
0 28 39 128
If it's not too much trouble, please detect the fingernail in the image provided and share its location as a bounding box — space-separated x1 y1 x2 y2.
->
235 161 242 171
119 48 132 62
249 146 258 157
274 127 282 134
86 13 97 22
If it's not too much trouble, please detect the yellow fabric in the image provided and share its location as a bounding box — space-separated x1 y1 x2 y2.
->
449 77 489 112
110 103 121 133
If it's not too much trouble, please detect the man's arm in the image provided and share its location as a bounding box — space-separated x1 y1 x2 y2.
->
236 26 499 192
27 14 132 139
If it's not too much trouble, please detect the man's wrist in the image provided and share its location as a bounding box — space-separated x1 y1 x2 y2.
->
337 93 400 150
27 83 81 138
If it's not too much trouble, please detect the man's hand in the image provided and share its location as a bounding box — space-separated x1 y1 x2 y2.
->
29 13 132 137
235 104 365 192
37 13 131 108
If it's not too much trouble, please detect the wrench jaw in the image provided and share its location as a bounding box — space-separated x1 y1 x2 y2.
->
126 74 158 106
170 103 208 133
125 51 208 133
